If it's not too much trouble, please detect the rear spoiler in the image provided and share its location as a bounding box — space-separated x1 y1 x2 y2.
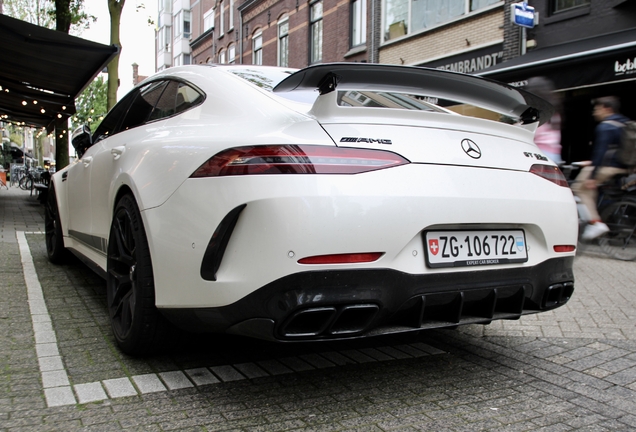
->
273 63 553 125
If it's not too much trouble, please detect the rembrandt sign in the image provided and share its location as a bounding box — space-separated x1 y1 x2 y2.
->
419 44 504 74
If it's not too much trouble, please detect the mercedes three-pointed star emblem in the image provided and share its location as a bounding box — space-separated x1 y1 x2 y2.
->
461 139 481 159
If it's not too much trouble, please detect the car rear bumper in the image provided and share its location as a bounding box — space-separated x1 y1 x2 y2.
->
143 164 578 309
160 256 574 341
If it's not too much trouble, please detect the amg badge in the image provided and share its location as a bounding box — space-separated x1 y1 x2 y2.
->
340 137 392 145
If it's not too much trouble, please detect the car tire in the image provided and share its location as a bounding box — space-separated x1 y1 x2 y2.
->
45 185 68 264
107 193 167 355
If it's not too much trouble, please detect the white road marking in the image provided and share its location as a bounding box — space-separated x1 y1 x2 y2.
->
18 231 446 407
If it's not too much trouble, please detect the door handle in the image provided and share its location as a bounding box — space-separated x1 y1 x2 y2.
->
82 156 93 167
111 146 126 160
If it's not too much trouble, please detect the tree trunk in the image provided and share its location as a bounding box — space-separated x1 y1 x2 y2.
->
54 0 73 169
107 0 125 111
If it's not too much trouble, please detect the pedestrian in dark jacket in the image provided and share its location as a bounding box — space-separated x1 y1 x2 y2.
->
572 96 629 240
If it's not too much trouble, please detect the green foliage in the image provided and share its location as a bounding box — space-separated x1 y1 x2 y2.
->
72 75 108 134
2 0 95 34
2 0 55 28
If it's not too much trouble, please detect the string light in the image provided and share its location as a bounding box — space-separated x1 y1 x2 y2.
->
22 101 27 105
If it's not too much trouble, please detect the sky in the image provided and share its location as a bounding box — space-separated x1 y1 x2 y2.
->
80 1 158 100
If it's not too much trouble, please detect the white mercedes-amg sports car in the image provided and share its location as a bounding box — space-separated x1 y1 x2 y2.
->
46 63 577 355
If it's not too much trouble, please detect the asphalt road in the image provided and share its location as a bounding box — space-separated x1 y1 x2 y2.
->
2 186 636 431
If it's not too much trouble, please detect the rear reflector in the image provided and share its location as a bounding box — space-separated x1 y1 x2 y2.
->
553 245 576 253
298 252 384 265
191 145 409 177
530 164 568 187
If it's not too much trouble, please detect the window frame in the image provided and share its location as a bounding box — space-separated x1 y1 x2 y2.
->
253 31 263 65
278 16 289 67
350 0 367 48
382 0 502 43
219 0 225 36
203 8 215 32
228 44 236 64
550 0 590 14
310 1 323 64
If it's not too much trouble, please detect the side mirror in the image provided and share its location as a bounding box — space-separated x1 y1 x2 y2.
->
71 125 92 158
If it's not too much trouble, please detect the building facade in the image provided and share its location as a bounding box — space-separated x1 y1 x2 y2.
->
379 0 505 73
157 0 194 70
175 0 372 67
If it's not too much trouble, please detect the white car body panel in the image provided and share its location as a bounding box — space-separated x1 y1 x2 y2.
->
48 64 577 344
146 163 576 308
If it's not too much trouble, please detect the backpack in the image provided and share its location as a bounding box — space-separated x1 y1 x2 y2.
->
604 119 636 168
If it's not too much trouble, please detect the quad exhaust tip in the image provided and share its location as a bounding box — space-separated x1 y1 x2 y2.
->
281 304 379 338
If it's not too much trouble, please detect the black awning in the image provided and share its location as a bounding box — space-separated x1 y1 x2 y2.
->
0 14 119 130
478 28 636 91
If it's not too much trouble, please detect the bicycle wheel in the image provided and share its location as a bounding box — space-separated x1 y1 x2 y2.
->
599 200 636 261
19 176 33 190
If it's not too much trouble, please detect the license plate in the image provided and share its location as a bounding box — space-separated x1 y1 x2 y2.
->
424 230 528 268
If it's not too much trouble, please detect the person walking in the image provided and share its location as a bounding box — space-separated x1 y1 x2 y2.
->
572 96 629 240
526 77 562 164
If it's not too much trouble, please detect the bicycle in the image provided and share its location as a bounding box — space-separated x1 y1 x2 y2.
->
596 177 636 260
566 162 636 261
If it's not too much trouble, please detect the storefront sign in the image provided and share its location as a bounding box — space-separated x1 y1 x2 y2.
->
419 44 504 74
615 57 636 77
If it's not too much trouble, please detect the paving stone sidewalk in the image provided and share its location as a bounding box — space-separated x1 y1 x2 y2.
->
2 185 636 431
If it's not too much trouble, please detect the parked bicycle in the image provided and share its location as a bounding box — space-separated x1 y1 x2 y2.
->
18 167 47 191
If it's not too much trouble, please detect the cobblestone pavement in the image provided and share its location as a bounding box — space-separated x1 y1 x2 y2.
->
2 185 636 431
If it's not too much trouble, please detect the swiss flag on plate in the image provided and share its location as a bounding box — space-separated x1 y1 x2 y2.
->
429 239 439 256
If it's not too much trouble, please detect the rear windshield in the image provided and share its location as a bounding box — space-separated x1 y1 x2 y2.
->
229 67 517 124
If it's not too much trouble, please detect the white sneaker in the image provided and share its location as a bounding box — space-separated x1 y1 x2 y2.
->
582 222 610 240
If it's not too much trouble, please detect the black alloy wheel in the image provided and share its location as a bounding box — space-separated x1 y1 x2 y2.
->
107 193 165 355
44 185 67 263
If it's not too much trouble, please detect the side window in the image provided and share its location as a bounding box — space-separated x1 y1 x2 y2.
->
149 80 204 121
118 81 168 132
93 91 137 142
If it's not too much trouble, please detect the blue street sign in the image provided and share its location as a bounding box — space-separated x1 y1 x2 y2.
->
511 2 536 28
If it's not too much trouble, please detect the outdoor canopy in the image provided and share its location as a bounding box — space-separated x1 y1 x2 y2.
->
0 13 119 131
478 28 636 92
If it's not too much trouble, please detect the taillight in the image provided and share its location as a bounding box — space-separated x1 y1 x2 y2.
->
554 245 576 253
530 164 568 187
298 252 384 265
191 145 409 177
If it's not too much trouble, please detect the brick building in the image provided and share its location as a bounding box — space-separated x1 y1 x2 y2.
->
186 0 370 67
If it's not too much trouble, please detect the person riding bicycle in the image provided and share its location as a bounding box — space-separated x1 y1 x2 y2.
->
572 96 630 240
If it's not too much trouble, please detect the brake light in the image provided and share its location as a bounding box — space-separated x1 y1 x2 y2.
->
554 245 576 253
191 145 409 177
530 164 568 187
298 252 384 265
